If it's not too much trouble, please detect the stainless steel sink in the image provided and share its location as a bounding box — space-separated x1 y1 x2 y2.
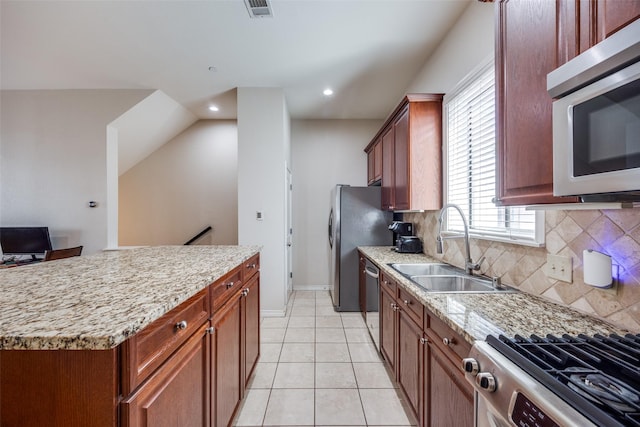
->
388 263 515 293
410 275 496 293
389 263 463 277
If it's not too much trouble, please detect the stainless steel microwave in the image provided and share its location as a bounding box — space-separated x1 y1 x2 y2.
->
548 18 640 202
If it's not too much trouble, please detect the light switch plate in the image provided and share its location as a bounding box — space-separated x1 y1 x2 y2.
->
545 254 573 283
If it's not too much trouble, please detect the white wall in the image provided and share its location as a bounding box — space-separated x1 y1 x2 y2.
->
406 1 494 93
291 119 382 289
237 88 290 316
0 89 151 254
119 120 238 246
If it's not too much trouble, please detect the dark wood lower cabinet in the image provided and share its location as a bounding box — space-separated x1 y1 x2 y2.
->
380 286 397 375
378 279 474 427
213 293 242 427
122 323 210 427
1 348 120 426
242 275 260 388
397 309 424 425
426 342 473 427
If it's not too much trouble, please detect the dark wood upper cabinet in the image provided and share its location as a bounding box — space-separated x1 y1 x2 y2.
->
495 0 578 206
381 126 395 211
558 0 640 64
496 0 640 206
365 94 443 211
596 0 640 39
393 107 410 210
366 138 383 185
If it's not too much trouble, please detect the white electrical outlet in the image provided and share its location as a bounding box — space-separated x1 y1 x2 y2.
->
545 254 573 283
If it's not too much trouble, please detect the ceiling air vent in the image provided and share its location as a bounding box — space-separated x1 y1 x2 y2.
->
244 0 273 18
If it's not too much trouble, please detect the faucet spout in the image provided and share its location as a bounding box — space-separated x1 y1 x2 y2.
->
436 204 482 275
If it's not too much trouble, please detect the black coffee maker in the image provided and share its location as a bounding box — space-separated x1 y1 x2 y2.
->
388 221 422 253
389 221 413 239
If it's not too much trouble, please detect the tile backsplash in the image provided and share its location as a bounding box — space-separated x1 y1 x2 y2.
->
404 209 640 331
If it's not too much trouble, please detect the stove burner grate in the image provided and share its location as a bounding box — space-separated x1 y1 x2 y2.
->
488 333 640 427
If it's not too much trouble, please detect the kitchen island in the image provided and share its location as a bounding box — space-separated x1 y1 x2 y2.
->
0 245 261 427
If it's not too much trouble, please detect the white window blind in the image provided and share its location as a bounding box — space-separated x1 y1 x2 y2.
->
444 61 543 246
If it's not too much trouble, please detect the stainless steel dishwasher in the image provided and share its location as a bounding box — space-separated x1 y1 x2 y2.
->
363 259 380 351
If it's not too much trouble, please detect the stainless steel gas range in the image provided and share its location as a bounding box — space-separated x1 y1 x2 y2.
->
463 334 640 427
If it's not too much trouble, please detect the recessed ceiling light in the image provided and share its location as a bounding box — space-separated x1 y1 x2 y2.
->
323 88 334 96
209 105 219 112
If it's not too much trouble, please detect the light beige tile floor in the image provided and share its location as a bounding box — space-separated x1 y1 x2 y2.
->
233 290 415 427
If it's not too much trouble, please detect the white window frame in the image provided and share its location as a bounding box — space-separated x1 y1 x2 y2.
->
442 57 545 247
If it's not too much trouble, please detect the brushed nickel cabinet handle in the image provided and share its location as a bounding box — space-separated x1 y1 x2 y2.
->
206 326 215 334
443 337 454 346
226 281 234 289
420 337 428 344
403 299 410 305
175 320 188 330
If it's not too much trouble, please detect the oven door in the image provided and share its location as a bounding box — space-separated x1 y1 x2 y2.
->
475 391 510 427
466 342 599 427
553 59 640 198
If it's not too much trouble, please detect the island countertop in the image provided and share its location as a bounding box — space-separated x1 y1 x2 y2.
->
358 246 627 344
0 245 260 351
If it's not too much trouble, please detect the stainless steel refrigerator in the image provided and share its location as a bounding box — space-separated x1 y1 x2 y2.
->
328 185 392 311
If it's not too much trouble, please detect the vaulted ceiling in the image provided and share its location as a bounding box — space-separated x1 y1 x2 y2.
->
1 0 471 120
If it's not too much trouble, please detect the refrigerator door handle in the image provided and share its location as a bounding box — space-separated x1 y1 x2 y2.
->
328 208 334 248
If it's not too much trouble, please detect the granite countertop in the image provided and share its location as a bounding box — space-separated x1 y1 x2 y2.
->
358 246 626 344
0 245 260 350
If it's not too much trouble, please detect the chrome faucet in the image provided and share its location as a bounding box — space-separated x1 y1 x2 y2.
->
436 204 484 275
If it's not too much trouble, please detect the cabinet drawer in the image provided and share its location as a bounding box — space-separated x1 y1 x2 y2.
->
121 322 210 427
242 253 260 281
397 287 423 326
122 288 210 395
380 272 397 296
211 266 243 310
425 309 471 363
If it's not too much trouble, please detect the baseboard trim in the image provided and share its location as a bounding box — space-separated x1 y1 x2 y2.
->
293 285 330 291
261 309 286 318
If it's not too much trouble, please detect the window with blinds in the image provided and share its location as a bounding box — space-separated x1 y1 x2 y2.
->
444 61 543 246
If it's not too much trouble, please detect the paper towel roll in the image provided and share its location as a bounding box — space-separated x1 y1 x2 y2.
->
583 249 613 288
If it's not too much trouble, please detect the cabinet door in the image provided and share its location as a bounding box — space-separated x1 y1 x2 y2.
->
393 107 410 210
426 343 473 427
374 139 383 182
558 0 640 65
496 0 578 205
242 275 260 387
397 309 423 425
595 0 640 41
213 294 242 427
381 126 395 210
367 148 375 184
122 323 210 427
379 286 396 375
